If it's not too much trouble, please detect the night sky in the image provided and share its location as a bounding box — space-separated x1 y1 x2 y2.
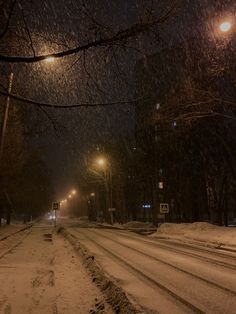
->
0 0 235 197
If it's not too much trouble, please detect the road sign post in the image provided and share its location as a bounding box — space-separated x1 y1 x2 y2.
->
52 202 60 227
160 203 169 223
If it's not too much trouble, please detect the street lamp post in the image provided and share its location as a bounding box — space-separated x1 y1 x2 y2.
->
96 157 113 224
0 70 14 225
0 57 55 163
107 165 113 225
0 71 14 163
89 192 96 221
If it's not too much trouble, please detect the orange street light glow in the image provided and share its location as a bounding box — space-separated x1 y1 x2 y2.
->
219 21 232 33
45 56 55 63
97 158 105 166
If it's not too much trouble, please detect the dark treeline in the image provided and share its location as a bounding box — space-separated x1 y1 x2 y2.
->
0 94 54 224
77 33 236 226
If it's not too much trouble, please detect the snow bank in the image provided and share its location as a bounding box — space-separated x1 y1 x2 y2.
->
61 228 140 313
152 222 236 247
96 221 156 231
58 217 97 228
123 221 156 229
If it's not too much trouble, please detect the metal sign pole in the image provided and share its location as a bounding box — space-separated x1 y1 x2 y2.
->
52 202 60 227
54 209 57 227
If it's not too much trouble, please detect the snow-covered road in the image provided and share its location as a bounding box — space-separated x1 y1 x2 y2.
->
0 222 113 314
66 227 236 314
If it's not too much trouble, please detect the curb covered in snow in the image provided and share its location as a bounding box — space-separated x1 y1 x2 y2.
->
95 223 124 230
96 223 157 234
60 227 143 314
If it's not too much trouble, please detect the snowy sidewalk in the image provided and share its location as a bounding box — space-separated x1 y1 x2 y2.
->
0 222 113 314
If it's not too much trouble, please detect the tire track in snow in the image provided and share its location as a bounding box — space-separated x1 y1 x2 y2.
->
88 228 236 297
100 228 236 270
71 228 205 314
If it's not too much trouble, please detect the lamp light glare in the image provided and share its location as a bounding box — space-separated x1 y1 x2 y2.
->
98 158 105 166
219 21 232 33
45 56 55 63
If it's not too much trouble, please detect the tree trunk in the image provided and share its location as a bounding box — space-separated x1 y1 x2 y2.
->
6 211 11 225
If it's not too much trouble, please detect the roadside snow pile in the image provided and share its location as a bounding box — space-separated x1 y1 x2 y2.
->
62 228 140 313
97 221 156 231
123 221 156 229
151 222 236 247
60 217 98 228
96 222 124 229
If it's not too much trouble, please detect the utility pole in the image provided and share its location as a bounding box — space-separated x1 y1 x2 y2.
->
108 165 114 225
0 71 14 226
0 72 14 162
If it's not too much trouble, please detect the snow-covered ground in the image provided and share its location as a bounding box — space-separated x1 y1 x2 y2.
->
151 222 236 248
95 221 157 233
61 218 236 248
0 221 113 314
60 216 157 231
65 225 236 314
75 218 236 249
0 223 26 238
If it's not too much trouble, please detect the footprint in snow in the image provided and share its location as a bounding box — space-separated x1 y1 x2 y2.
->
4 303 12 314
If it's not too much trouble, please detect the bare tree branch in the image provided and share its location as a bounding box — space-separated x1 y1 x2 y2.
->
0 89 144 108
0 6 176 63
173 111 236 122
36 106 59 133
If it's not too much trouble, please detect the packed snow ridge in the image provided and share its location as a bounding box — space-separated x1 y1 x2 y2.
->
151 222 236 247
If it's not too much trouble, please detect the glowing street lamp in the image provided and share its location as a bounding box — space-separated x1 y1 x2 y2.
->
219 21 232 33
97 158 105 167
45 56 55 63
90 192 95 197
68 194 72 199
71 190 76 195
